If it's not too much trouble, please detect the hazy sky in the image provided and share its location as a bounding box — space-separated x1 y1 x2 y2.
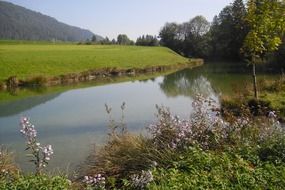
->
5 0 233 40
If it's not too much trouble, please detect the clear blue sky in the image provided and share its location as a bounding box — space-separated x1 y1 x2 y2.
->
5 0 233 40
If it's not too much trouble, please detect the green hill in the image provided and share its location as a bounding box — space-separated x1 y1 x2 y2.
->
0 1 102 41
0 42 199 82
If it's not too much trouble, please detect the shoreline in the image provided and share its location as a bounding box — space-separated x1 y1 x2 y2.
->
1 59 203 90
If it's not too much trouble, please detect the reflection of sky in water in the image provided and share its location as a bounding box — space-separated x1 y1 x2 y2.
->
1 75 212 172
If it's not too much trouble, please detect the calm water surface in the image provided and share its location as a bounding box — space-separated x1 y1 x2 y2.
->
0 63 278 172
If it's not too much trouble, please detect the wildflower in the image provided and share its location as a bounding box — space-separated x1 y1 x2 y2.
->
268 111 277 118
130 170 153 189
20 117 37 144
151 161 158 167
19 117 54 174
83 174 106 189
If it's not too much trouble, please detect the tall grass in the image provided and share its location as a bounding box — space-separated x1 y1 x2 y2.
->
0 147 18 176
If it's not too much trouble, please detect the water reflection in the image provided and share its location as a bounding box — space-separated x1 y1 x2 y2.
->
0 63 277 172
0 93 60 117
0 77 198 172
160 74 218 98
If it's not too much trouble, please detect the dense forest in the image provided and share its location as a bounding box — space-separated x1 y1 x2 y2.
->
0 1 103 42
159 0 285 68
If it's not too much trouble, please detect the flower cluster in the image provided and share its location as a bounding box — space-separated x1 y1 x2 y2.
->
20 117 37 145
20 117 53 174
148 94 283 151
83 174 106 189
268 111 277 118
148 94 227 150
268 111 280 127
42 145 53 162
130 170 153 189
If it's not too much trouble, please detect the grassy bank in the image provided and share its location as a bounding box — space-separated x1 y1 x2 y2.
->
221 75 285 118
0 41 200 83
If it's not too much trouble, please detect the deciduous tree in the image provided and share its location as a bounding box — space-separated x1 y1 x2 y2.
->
241 0 285 98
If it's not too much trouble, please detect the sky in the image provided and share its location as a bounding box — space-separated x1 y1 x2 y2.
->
5 0 233 40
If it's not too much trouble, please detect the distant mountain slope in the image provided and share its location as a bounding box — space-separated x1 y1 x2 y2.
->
0 1 103 41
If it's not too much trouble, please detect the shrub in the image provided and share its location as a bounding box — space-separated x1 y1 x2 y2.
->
149 147 285 190
247 98 271 116
221 97 273 118
0 173 71 190
258 136 285 164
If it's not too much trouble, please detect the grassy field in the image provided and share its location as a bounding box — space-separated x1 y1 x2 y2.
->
0 41 193 81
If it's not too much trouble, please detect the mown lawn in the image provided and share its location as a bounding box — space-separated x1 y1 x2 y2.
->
0 42 192 81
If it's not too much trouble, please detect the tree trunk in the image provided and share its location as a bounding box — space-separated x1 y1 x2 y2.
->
252 63 258 99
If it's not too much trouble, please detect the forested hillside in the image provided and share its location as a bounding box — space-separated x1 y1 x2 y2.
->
0 1 102 41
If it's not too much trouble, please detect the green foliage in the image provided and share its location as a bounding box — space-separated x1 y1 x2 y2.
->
136 35 159 46
242 0 285 61
159 16 211 58
80 96 285 189
159 23 181 52
117 34 134 45
0 174 71 190
149 147 285 190
210 0 248 60
258 136 285 164
0 148 70 190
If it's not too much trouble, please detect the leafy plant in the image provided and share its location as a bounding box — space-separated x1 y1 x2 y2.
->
0 173 71 190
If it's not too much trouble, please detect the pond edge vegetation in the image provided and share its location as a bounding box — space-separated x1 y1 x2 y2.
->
2 95 285 189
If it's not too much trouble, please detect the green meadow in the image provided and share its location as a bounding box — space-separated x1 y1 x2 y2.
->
0 41 193 81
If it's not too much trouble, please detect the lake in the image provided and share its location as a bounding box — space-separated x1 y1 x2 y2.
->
0 63 278 172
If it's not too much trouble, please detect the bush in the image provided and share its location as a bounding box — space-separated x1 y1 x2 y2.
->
0 173 71 190
0 147 70 190
221 97 247 117
258 136 285 164
221 97 273 118
247 98 271 116
149 147 285 190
